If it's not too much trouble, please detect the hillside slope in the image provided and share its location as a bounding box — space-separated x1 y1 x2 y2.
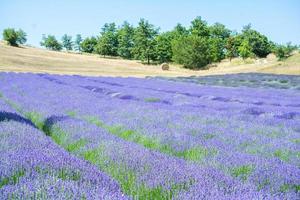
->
0 42 299 77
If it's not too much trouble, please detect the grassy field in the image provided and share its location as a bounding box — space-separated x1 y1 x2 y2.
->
0 42 299 77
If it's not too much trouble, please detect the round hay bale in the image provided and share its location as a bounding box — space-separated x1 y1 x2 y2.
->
161 63 169 71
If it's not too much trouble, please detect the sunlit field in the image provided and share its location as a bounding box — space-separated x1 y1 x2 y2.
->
0 72 299 199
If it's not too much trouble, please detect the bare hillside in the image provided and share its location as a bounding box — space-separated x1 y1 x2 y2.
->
0 42 299 77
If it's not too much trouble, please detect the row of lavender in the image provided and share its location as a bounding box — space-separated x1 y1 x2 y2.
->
0 72 299 199
0 99 127 199
154 73 300 90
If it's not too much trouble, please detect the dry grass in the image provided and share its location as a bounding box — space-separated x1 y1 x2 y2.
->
0 42 299 77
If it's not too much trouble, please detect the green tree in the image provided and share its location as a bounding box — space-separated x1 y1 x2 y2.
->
172 35 210 69
207 23 231 62
132 19 158 64
225 36 238 61
61 34 73 51
238 39 253 59
80 37 97 53
3 28 27 46
155 32 173 63
95 23 118 57
274 42 297 60
74 34 82 52
171 23 189 38
40 35 62 51
209 23 231 39
117 21 135 59
208 37 225 62
239 24 271 57
190 16 210 37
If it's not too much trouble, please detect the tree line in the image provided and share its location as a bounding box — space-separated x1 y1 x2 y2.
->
2 17 299 69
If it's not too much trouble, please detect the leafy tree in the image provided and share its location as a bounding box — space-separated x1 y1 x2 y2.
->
3 28 27 46
155 32 173 63
74 34 82 52
238 39 253 59
209 37 225 62
172 35 210 69
40 35 62 51
208 23 231 62
274 42 297 60
190 16 210 37
16 29 27 45
239 24 271 57
171 23 189 38
95 23 118 57
61 34 73 51
80 37 97 53
132 19 158 64
209 23 231 39
117 21 135 59
225 36 238 61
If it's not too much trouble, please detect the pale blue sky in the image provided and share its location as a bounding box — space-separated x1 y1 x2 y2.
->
1 0 299 47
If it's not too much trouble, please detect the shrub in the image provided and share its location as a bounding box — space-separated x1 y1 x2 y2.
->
274 42 297 60
172 35 210 69
40 35 62 51
2 28 27 46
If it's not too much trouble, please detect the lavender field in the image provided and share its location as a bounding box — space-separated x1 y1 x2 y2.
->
0 72 299 199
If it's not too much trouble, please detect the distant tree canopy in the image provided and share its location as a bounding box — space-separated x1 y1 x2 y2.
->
80 37 97 53
117 21 135 59
2 28 27 46
34 16 297 69
61 34 73 51
40 35 62 51
95 23 119 57
132 19 158 64
172 35 211 69
74 34 82 52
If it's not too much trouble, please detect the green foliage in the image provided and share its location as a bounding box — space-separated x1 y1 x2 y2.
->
132 19 158 64
35 17 279 68
274 42 297 60
280 184 300 193
209 37 225 62
226 36 239 61
80 37 97 53
190 16 210 37
144 97 161 102
117 21 135 59
2 28 27 46
95 23 118 57
238 24 271 58
172 35 210 69
231 165 253 181
175 146 209 161
171 23 189 38
25 111 44 130
238 39 253 59
74 34 82 52
58 169 81 181
61 34 73 51
40 35 62 51
0 169 25 189
66 138 87 152
274 149 290 162
208 23 231 62
209 23 231 40
155 32 173 63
